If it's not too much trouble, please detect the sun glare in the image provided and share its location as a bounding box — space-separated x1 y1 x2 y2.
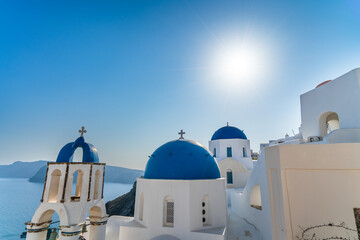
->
217 46 260 81
209 36 269 92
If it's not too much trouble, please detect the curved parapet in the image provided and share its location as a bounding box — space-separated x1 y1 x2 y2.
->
56 137 99 163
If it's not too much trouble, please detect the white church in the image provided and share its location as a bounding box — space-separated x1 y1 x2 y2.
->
25 68 360 240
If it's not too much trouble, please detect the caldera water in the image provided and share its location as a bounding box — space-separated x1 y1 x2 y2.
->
0 178 132 240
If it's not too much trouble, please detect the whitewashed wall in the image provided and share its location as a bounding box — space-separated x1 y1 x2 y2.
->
301 68 360 141
114 178 227 240
209 139 253 170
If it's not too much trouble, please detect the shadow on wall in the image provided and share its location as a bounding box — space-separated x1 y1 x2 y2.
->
296 221 358 240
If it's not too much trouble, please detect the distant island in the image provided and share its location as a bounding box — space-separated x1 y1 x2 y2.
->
0 161 144 184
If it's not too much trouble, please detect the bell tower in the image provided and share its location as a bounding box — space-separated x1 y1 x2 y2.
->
25 127 108 240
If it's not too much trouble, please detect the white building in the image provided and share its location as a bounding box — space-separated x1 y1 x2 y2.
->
230 68 360 240
25 129 107 240
24 68 360 240
107 138 228 240
208 124 253 206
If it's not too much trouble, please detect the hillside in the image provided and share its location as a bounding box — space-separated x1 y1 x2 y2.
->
106 181 137 217
0 161 48 178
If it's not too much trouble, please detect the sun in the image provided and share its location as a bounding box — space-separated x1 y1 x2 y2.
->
217 47 259 80
210 39 267 90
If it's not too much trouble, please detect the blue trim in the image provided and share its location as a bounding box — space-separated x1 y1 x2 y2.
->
211 126 247 141
56 137 99 163
61 230 81 235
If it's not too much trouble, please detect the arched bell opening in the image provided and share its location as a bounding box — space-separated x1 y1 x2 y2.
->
93 170 101 200
71 147 83 162
47 169 61 203
319 112 340 137
71 169 84 202
28 209 61 240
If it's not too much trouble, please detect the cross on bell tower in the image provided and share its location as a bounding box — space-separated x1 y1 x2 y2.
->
178 130 185 139
79 126 87 137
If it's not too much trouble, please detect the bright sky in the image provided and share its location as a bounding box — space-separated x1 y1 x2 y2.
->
0 0 360 169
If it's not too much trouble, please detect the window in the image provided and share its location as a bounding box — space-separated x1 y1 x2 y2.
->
213 148 216 157
163 196 174 227
226 169 233 184
319 111 340 137
48 169 61 203
227 147 232 157
71 170 83 202
202 195 210 226
93 170 100 200
243 147 246 157
326 113 339 134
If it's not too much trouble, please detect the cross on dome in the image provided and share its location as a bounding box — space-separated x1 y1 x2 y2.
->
178 129 185 139
78 126 87 137
227 122 229 127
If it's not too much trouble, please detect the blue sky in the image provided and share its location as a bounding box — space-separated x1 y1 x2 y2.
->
0 0 359 169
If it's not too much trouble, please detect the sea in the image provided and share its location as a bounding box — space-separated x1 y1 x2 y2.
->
0 178 132 240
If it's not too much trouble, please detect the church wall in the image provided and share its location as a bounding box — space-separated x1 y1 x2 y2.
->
218 158 252 189
209 139 253 170
127 178 226 240
300 68 360 141
135 178 190 233
188 179 227 231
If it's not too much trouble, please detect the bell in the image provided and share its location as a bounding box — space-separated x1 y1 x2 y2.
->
48 229 58 240
82 224 88 233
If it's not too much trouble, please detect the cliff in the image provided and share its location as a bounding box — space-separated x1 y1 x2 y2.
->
105 181 137 217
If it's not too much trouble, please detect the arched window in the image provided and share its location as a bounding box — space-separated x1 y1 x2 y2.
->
243 147 246 157
93 170 100 200
319 112 340 137
226 169 233 184
227 147 232 157
139 192 144 221
250 185 262 210
213 148 217 157
163 195 174 227
202 195 210 226
326 113 340 134
71 170 83 202
48 169 61 203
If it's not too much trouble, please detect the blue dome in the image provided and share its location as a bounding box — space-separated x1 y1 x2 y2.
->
211 126 247 141
56 137 99 163
144 139 221 180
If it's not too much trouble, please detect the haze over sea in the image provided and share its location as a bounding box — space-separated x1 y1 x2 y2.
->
0 178 132 240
